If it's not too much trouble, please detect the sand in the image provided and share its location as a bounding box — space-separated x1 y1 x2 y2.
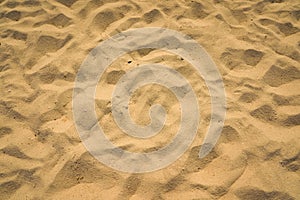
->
0 0 300 199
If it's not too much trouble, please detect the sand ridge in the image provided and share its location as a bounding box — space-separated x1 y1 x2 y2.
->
0 0 300 199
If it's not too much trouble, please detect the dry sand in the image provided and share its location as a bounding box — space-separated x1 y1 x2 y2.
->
0 0 300 199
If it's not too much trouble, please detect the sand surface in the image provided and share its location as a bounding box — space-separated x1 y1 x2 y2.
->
0 0 300 199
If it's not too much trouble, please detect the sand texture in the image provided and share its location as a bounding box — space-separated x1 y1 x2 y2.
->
0 0 300 199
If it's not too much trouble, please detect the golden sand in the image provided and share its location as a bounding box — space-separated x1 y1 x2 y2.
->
0 0 299 199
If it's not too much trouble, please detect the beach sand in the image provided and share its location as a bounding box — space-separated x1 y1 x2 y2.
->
0 0 299 199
